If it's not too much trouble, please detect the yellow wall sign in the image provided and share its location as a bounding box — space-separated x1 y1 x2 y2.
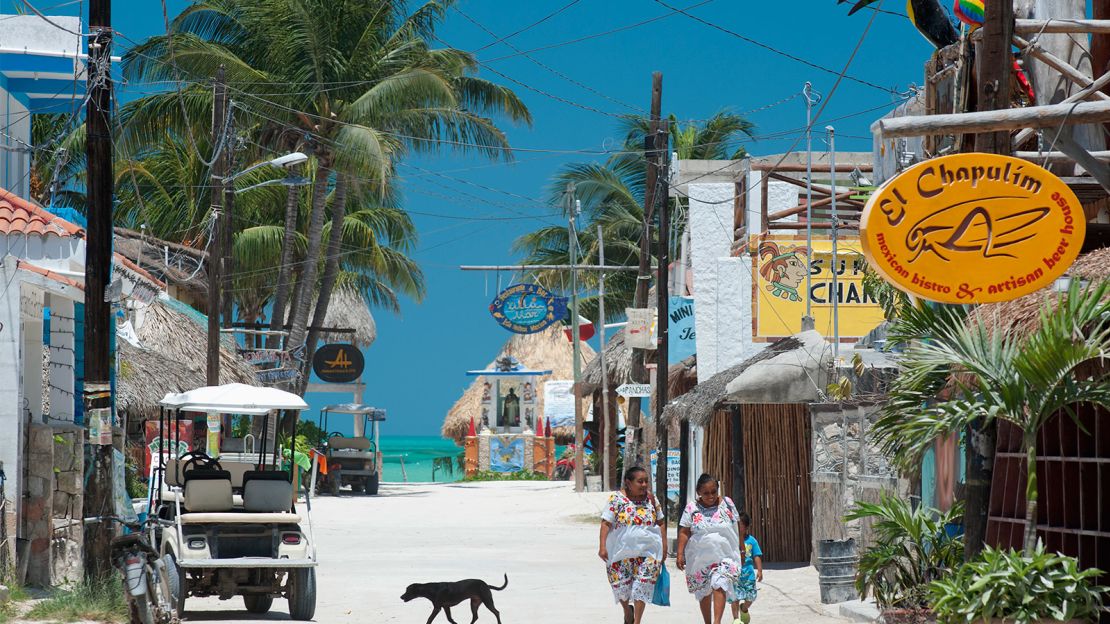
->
861 153 1085 304
754 237 887 341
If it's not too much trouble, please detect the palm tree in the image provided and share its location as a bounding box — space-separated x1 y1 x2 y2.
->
515 111 753 323
871 281 1110 555
122 0 530 387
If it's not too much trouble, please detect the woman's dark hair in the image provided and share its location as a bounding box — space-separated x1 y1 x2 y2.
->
623 466 648 483
695 473 717 492
738 511 752 528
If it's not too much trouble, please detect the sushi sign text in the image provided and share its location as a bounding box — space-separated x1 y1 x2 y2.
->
489 284 568 334
861 153 1084 304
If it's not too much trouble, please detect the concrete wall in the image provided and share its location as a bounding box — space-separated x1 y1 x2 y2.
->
0 260 21 570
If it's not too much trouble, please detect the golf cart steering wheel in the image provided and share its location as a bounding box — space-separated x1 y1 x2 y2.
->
328 432 345 439
180 451 222 475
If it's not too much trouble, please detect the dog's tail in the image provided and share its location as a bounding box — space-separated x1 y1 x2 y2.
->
490 574 508 591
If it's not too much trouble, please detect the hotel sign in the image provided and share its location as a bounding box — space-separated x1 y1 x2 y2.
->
489 284 568 334
312 343 364 383
861 154 1084 304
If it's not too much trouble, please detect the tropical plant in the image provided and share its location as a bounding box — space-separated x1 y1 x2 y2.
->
463 470 548 482
845 496 964 611
928 545 1106 624
514 111 754 324
872 281 1110 555
123 0 530 387
431 456 455 482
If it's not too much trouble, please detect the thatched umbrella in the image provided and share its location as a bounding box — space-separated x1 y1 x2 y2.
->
965 247 1110 338
118 297 260 421
576 328 639 396
313 286 377 348
442 326 596 445
668 355 698 399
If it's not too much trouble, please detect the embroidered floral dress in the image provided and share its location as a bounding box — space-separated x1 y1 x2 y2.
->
679 497 742 601
601 491 664 604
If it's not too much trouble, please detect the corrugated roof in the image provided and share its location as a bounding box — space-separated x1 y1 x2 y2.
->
0 191 83 237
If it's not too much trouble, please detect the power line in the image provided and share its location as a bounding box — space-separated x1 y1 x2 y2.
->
652 0 902 95
482 0 718 63
471 0 583 53
455 7 645 114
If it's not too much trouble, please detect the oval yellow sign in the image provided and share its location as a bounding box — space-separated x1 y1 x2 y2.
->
860 153 1085 304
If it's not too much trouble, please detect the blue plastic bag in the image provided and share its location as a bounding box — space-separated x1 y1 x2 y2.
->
651 564 671 606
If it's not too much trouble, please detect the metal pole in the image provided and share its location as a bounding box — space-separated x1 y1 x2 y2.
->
827 126 840 359
597 225 611 491
804 82 817 321
568 185 585 493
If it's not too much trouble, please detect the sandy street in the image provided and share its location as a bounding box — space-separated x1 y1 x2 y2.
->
180 482 851 624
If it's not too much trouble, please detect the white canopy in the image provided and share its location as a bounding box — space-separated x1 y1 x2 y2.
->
160 383 309 415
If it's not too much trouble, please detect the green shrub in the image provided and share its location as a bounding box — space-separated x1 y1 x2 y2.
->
929 545 1107 624
845 495 963 610
463 470 548 482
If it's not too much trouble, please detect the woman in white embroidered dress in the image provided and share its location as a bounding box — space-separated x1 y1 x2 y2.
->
599 466 667 624
676 473 743 624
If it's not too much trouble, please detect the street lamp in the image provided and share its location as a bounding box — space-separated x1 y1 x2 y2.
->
222 151 308 183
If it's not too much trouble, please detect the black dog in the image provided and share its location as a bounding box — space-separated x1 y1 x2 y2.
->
401 574 507 624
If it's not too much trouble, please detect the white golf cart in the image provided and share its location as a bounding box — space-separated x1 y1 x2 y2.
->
153 383 318 620
314 404 386 496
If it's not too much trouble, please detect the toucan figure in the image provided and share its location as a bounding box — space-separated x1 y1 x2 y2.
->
839 0 959 49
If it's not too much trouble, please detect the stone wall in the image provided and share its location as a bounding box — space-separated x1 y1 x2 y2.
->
810 402 903 559
21 424 82 587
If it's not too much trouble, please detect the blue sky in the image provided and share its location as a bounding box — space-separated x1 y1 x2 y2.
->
11 0 932 436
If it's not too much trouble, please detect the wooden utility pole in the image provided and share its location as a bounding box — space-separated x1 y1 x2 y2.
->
221 103 236 329
964 0 1014 559
653 125 671 513
82 0 114 579
628 72 663 469
207 65 227 386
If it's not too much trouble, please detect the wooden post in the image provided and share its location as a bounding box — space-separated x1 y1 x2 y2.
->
655 125 671 514
627 72 663 469
82 0 114 579
964 0 1012 559
975 0 1014 153
872 100 1110 138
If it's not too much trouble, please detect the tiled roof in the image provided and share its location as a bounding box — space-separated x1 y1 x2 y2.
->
16 260 85 290
0 190 84 237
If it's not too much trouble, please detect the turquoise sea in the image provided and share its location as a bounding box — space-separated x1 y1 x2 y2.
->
379 435 463 483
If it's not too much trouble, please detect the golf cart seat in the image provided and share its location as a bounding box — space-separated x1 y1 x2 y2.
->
183 470 234 513
242 471 293 513
327 436 375 459
328 437 371 451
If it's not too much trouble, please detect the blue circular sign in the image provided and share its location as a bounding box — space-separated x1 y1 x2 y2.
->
489 284 568 334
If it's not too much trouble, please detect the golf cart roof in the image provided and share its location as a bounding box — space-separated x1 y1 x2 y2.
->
321 404 386 420
160 383 309 415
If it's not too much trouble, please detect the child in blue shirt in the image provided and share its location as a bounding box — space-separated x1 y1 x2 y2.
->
730 512 763 624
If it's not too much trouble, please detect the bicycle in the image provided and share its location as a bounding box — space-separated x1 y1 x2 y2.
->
86 515 179 624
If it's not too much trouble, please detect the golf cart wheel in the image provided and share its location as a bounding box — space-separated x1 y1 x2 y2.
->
365 472 380 496
288 568 317 621
162 553 185 617
244 594 274 614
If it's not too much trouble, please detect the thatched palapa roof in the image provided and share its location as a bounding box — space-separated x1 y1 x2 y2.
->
965 247 1110 337
442 326 596 445
576 328 637 396
663 333 829 427
117 297 259 420
311 286 377 348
